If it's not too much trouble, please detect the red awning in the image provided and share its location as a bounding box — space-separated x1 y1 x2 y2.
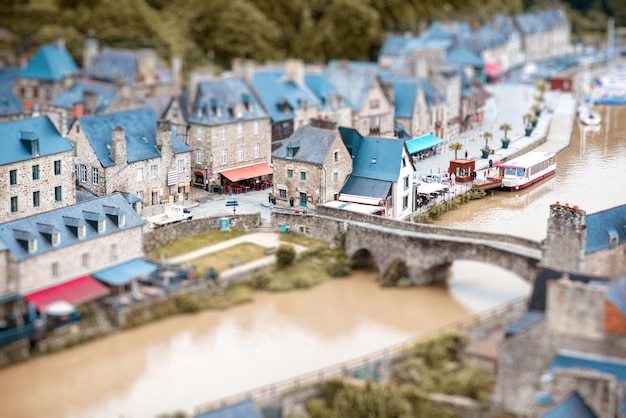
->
24 276 110 311
219 162 273 182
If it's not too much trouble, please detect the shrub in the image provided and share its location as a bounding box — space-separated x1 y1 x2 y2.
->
306 398 330 418
175 294 202 313
276 244 296 268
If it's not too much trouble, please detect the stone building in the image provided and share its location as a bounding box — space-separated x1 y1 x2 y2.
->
11 40 79 110
542 202 626 277
271 121 352 209
0 116 76 222
187 77 272 191
493 274 626 417
67 107 192 209
338 127 417 220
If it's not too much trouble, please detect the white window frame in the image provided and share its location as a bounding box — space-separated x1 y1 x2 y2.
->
177 159 184 173
136 168 143 181
221 126 227 140
92 167 99 185
253 121 259 135
221 149 227 164
237 122 243 138
254 143 260 158
196 126 202 141
237 145 244 162
196 149 202 164
80 165 87 183
150 165 158 178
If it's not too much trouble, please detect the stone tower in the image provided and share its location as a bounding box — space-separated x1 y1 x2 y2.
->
542 202 587 273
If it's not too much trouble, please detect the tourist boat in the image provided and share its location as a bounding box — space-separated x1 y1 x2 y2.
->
578 103 601 126
499 151 556 191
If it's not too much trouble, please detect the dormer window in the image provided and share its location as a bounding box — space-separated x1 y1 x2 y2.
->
19 131 40 156
119 213 126 226
78 224 86 239
103 205 126 227
52 232 61 246
28 238 38 253
608 229 619 249
98 219 106 233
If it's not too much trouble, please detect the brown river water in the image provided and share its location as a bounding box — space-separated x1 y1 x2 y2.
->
0 106 624 417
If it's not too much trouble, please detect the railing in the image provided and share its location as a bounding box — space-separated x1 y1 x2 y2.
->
194 297 528 415
0 322 43 347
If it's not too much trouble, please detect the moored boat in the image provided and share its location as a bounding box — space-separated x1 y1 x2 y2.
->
498 151 556 191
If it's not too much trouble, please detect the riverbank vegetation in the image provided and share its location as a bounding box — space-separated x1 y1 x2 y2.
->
304 331 493 418
414 187 487 224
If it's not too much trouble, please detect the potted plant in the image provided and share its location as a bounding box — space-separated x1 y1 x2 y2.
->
499 123 512 149
525 123 534 136
480 131 493 159
289 196 295 207
531 103 542 117
529 114 538 128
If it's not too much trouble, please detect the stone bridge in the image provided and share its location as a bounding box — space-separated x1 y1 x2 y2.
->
271 207 542 285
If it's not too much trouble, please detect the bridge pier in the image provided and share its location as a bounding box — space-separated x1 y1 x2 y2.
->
412 261 453 286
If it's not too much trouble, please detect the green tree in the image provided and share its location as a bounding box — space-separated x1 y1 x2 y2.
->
316 0 383 61
275 244 296 268
189 0 281 66
330 382 414 418
481 131 493 151
449 141 463 159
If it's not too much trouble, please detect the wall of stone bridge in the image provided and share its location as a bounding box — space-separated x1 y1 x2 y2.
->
271 211 540 284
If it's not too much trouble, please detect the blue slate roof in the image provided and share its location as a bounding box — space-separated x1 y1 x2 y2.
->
0 194 143 262
505 311 545 338
16 44 78 81
606 276 626 315
251 70 319 123
340 176 391 199
323 67 379 112
303 73 351 111
379 75 418 119
528 267 607 312
379 35 412 57
188 77 268 125
419 78 446 108
338 127 405 182
446 45 485 68
52 81 115 113
272 125 340 165
542 392 597 418
0 66 24 117
585 204 626 253
86 47 173 85
0 116 72 165
194 400 261 418
548 350 626 382
77 108 191 168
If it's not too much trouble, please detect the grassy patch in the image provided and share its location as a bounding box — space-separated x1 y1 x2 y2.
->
188 243 266 274
279 233 329 250
149 229 247 259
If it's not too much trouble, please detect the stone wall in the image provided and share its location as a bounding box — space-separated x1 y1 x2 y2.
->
547 277 606 340
0 339 30 369
542 203 587 272
143 213 262 252
493 320 625 416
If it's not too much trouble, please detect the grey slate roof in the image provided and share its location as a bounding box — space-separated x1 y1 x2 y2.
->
323 66 379 112
0 194 143 261
52 80 114 113
86 47 173 85
188 77 268 126
380 75 418 119
585 204 626 253
0 116 72 165
16 43 78 81
303 72 351 111
77 107 191 168
340 176 392 200
272 125 340 165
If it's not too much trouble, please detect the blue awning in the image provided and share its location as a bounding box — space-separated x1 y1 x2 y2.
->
93 259 158 286
405 134 445 155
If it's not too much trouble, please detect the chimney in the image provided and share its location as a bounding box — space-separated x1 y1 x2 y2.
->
310 118 337 130
56 37 66 50
83 91 99 115
285 59 304 86
137 49 157 85
110 126 127 165
83 37 99 72
542 203 587 273
171 55 182 90
156 119 172 156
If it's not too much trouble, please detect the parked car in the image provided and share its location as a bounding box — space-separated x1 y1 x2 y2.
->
420 173 449 184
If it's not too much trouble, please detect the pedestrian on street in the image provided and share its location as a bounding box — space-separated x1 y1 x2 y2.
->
464 149 468 159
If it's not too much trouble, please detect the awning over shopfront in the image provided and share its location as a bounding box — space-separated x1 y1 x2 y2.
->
24 275 110 312
485 63 502 77
93 259 158 286
405 134 445 155
219 162 273 182
323 200 385 215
